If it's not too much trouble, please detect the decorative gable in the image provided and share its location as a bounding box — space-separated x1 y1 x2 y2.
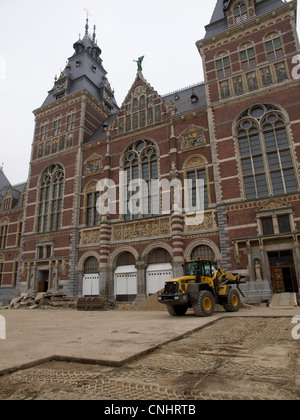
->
256 198 291 214
116 73 165 135
180 125 206 150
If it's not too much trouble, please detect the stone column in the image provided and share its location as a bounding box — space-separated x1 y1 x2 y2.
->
26 263 32 291
99 216 111 297
135 260 147 304
48 261 53 292
52 260 59 291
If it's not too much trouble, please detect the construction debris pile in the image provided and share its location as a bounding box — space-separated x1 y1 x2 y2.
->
9 292 76 310
77 297 117 311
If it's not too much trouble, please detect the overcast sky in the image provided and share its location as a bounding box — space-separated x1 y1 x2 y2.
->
0 0 299 185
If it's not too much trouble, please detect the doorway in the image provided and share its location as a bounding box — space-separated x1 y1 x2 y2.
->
268 251 298 293
38 270 49 293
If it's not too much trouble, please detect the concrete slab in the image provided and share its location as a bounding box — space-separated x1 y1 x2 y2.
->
0 306 299 375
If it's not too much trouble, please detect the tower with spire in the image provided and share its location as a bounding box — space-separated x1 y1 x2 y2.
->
20 19 119 297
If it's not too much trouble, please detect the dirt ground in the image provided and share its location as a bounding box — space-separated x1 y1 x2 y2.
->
0 317 299 400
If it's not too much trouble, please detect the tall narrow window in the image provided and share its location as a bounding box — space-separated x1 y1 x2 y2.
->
2 197 11 211
278 215 291 233
40 122 49 141
53 116 62 137
0 224 8 249
216 55 231 79
37 164 65 233
266 37 283 62
263 113 297 195
240 46 256 71
86 191 100 227
237 104 298 199
261 217 274 235
67 111 76 132
0 262 3 286
187 169 209 211
123 139 159 221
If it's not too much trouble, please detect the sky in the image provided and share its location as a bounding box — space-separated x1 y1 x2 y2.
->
0 0 299 185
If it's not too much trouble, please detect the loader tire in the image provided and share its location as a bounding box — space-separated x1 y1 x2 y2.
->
167 304 188 317
192 290 215 317
223 289 241 312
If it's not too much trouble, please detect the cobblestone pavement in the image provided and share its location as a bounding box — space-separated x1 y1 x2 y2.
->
1 317 299 400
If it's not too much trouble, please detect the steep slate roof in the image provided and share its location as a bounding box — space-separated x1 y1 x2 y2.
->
204 0 286 39
41 26 118 113
163 83 206 114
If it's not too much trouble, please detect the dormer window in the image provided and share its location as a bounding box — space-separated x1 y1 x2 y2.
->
2 197 11 211
235 3 248 25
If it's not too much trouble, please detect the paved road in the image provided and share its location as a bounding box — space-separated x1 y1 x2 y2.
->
0 306 299 375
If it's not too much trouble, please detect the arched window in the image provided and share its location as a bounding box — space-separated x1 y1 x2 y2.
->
84 257 99 274
236 104 298 199
191 245 215 261
37 164 65 233
122 139 159 220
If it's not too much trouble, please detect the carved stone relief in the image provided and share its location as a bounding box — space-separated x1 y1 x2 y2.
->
112 217 171 241
81 229 101 245
85 154 103 176
180 125 206 150
185 212 215 233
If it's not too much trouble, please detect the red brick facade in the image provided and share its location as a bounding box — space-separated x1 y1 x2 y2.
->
0 0 299 305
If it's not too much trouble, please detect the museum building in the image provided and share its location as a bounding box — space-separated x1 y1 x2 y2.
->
0 0 299 305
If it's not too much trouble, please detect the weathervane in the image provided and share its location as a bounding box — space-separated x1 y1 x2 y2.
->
133 56 145 73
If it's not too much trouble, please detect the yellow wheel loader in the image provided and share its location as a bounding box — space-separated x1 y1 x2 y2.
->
158 259 245 317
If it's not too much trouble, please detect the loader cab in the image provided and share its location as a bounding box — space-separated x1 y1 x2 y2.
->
184 259 217 281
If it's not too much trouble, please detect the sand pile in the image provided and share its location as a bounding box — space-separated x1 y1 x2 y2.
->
134 291 164 311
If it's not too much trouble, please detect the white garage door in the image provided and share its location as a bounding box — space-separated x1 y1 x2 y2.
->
146 263 173 296
114 265 138 302
83 274 100 297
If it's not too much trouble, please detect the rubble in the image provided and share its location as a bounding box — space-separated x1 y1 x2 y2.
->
77 297 118 311
9 292 76 310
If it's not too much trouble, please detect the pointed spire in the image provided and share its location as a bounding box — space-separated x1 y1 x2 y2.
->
85 16 89 35
93 25 96 44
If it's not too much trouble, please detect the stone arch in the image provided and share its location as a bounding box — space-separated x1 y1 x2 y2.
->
119 137 160 168
84 179 99 192
184 239 221 263
142 242 173 264
109 245 139 270
0 217 9 225
77 251 100 273
182 154 208 170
